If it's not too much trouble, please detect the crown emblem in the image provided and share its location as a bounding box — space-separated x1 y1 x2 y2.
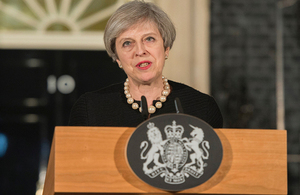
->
164 120 184 139
147 122 156 130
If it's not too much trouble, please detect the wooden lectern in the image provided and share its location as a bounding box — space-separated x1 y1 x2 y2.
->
43 127 287 194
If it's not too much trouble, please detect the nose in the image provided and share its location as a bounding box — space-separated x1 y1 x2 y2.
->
135 42 147 56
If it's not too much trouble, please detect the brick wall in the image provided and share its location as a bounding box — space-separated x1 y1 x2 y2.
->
210 0 300 194
283 2 300 194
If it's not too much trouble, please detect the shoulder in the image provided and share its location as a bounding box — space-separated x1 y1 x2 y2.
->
168 80 217 109
72 82 124 107
169 80 211 99
77 82 125 110
83 82 123 98
168 80 223 128
68 82 124 126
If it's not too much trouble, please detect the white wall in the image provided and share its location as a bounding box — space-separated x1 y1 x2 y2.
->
156 0 211 94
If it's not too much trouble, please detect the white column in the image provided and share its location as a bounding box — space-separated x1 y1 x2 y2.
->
156 0 211 94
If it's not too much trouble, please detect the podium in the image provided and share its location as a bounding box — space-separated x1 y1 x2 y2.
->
43 126 287 194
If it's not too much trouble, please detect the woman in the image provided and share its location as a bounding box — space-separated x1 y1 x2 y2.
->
69 0 223 128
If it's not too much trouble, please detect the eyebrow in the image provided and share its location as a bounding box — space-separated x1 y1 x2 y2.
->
143 32 158 37
118 32 158 44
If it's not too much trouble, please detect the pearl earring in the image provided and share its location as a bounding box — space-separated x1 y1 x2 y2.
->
165 55 168 60
119 64 123 68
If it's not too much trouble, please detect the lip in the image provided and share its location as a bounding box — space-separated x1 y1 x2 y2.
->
136 61 152 70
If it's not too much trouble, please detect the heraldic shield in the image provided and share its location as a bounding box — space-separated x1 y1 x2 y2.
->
126 113 223 191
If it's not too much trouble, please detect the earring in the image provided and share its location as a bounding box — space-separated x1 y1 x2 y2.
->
119 64 123 69
165 55 168 60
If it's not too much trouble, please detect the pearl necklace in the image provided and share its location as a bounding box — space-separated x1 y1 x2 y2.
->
124 76 170 114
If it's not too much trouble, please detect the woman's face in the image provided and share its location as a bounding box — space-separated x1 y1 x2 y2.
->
115 21 169 85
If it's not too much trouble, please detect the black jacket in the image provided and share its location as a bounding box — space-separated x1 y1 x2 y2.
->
69 80 223 128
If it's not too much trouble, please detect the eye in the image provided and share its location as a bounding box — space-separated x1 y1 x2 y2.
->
122 41 131 47
145 36 155 42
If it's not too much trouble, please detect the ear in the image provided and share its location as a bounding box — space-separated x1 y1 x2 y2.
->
165 47 170 58
116 59 121 67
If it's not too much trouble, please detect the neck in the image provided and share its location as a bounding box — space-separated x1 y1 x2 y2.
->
124 76 170 115
129 81 163 107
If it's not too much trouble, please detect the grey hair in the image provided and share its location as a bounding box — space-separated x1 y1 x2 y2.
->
104 0 176 61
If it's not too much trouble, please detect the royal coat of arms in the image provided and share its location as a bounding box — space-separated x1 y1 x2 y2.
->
140 121 210 184
126 113 223 191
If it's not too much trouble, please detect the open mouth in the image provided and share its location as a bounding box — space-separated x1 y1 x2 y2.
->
139 62 150 67
136 61 152 69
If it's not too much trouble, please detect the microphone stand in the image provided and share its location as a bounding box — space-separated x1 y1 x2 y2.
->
140 96 149 120
174 97 184 114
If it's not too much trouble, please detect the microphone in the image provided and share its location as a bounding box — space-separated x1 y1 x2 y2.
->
174 97 184 113
140 96 149 120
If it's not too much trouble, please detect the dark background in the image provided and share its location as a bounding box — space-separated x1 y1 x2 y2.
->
210 0 300 194
0 50 126 194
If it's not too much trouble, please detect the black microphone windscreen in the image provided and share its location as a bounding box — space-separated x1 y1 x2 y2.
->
141 96 148 120
174 97 184 113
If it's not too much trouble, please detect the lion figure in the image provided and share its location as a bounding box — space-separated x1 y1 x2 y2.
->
140 126 165 174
